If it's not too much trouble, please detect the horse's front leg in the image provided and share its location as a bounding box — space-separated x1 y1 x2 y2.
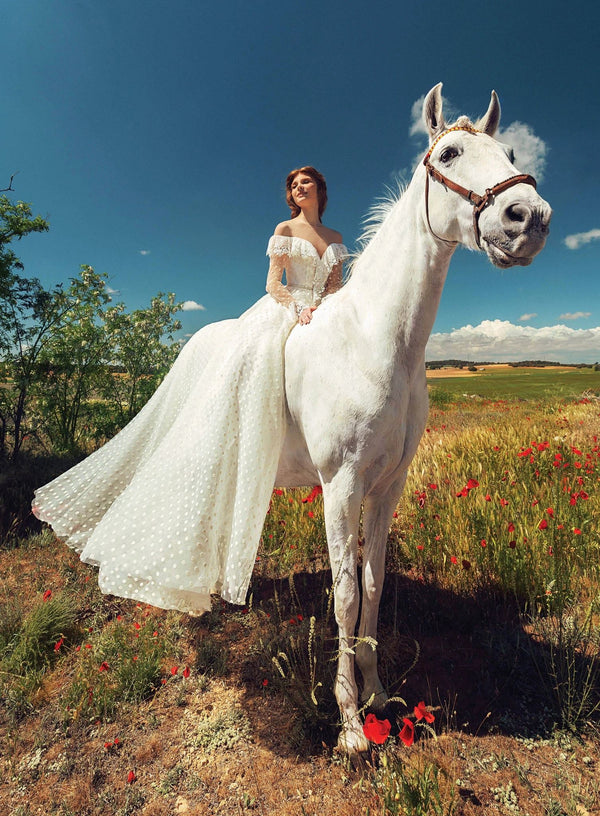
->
356 476 407 710
322 470 368 755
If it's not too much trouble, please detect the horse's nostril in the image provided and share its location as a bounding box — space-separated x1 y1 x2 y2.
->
505 203 528 223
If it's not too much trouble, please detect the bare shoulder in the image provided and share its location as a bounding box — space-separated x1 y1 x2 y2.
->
321 226 344 244
273 220 294 237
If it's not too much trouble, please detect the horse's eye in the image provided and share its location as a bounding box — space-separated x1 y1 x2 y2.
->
440 147 458 163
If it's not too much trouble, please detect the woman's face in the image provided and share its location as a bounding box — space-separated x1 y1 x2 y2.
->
290 173 318 208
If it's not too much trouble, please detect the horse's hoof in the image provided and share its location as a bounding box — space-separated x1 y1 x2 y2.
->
337 725 369 756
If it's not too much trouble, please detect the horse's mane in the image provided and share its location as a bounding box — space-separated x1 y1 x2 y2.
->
345 177 407 278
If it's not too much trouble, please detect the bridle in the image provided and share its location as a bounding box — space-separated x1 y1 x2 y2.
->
422 126 537 248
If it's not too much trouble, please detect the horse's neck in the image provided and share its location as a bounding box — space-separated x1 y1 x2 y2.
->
346 182 454 373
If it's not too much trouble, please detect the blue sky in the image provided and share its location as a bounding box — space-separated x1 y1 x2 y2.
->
3 0 599 362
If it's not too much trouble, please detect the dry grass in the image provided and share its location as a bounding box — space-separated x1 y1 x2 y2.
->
1 396 599 815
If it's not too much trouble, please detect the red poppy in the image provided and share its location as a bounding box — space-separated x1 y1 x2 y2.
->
450 556 458 564
546 507 554 517
170 666 178 675
307 510 314 518
573 528 582 535
399 717 415 746
480 539 487 548
538 519 548 530
508 522 515 533
43 589 52 602
99 661 110 672
508 540 516 549
127 770 136 784
302 485 323 503
133 622 141 630
182 666 190 679
499 498 509 506
54 638 64 652
413 701 435 723
485 494 492 502
362 713 391 744
428 483 438 490
262 678 269 687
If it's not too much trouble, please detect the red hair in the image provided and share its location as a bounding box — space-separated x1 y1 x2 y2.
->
285 166 328 220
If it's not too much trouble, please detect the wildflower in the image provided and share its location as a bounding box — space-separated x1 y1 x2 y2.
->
480 539 487 548
427 483 438 490
508 541 516 549
508 522 515 533
573 528 582 535
450 556 458 564
54 638 64 652
302 485 323 503
170 666 178 675
499 498 509 506
43 589 52 602
133 622 141 630
413 701 435 723
99 661 110 672
538 519 548 530
399 717 415 746
127 770 136 784
546 507 554 517
485 494 492 502
416 544 424 551
362 713 391 744
182 666 191 679
262 678 269 687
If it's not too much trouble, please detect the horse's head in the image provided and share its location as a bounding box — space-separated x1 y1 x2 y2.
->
420 83 552 267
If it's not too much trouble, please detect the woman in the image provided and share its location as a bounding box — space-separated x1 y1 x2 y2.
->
33 166 348 615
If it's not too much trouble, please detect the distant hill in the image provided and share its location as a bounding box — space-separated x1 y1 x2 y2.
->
425 360 598 369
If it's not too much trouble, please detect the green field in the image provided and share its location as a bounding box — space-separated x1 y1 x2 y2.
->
427 365 600 400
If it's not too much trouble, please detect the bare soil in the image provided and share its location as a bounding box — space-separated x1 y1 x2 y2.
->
1 536 599 816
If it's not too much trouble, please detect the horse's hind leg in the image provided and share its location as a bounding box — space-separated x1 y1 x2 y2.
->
356 476 407 710
321 469 369 755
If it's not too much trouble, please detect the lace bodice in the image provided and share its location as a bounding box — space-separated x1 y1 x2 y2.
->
265 234 349 314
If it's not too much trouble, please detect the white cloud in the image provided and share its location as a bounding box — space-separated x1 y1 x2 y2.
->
181 300 206 311
559 311 591 321
564 229 600 250
139 249 151 256
426 319 600 363
518 313 537 322
105 286 120 295
497 122 548 181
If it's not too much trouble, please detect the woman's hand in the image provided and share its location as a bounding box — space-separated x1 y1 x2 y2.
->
298 306 316 325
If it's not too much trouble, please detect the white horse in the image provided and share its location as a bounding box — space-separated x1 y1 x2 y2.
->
275 84 552 754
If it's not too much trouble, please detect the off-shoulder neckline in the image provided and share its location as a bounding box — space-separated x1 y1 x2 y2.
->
269 234 347 261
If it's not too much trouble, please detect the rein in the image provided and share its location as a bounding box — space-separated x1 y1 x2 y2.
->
422 127 537 248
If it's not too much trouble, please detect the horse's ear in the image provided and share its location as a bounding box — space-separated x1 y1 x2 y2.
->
423 83 446 142
478 90 501 136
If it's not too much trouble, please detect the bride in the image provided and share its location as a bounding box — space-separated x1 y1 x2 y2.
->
33 166 348 615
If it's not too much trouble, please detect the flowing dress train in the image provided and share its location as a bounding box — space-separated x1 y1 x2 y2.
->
33 236 348 614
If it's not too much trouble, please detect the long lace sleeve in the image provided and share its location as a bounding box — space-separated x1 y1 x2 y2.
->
265 235 300 315
322 259 344 297
265 251 296 308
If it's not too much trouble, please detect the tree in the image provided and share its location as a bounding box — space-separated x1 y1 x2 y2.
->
101 293 181 427
0 196 53 459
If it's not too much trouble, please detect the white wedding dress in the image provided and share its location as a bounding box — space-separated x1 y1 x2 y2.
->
33 235 348 614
